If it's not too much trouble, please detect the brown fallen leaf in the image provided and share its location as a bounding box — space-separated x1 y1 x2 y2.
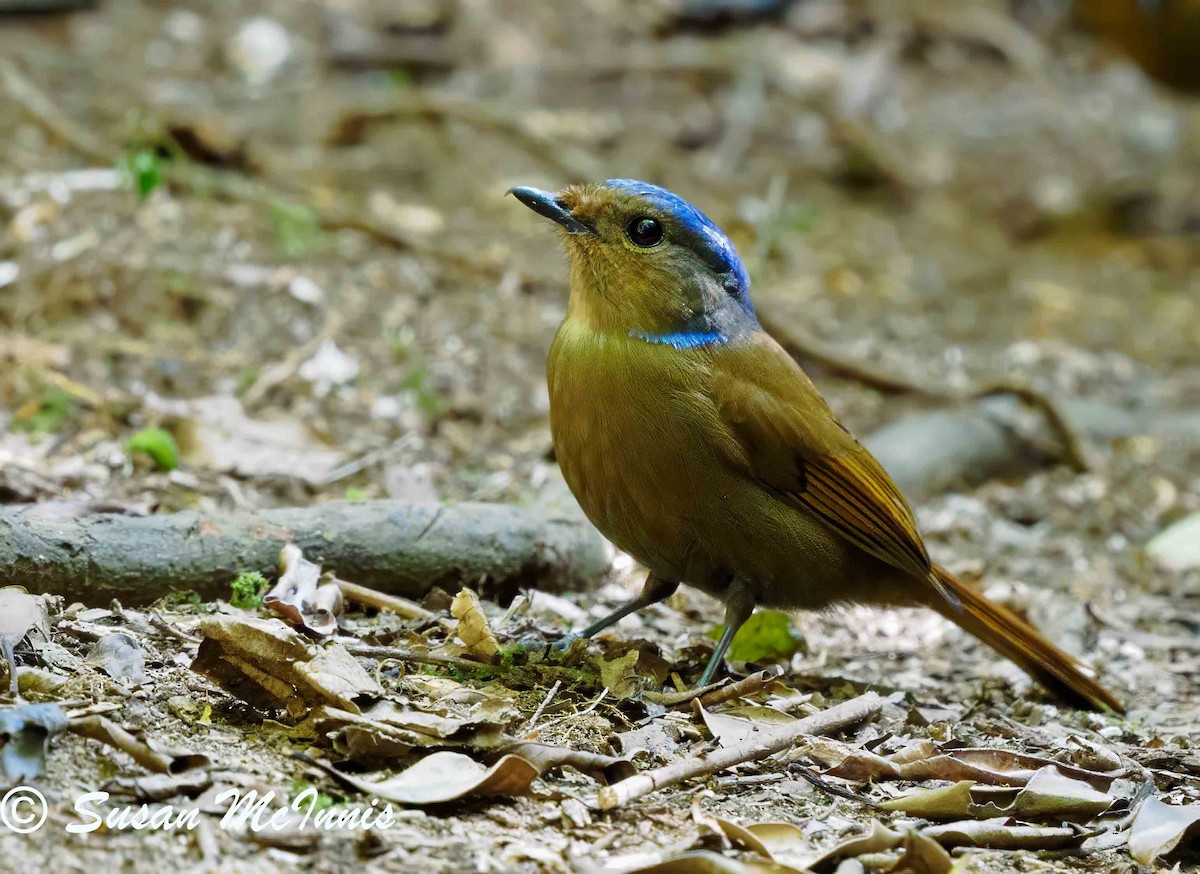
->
892 830 953 874
821 742 1120 789
713 817 900 872
304 750 539 805
499 740 636 784
920 817 1085 850
879 766 1114 823
1128 796 1200 865
700 702 795 746
191 616 382 717
614 849 810 874
70 716 210 775
264 544 344 637
450 588 499 661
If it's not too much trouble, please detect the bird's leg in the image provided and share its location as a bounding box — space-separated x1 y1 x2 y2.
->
560 572 679 647
696 580 756 688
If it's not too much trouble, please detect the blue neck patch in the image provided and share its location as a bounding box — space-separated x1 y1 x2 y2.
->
631 329 730 350
605 179 753 314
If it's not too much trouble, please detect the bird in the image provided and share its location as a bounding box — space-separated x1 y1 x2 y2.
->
509 178 1121 712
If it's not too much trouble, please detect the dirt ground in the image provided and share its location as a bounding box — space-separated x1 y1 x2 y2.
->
1 1 1199 872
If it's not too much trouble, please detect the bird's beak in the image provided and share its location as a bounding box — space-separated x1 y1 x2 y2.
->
508 186 592 235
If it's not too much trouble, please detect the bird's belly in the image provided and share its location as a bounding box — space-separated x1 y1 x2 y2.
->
548 329 866 608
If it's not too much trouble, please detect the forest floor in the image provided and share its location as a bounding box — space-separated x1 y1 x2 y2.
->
1 1 1199 872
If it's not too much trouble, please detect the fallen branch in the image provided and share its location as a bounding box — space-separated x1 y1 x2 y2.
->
865 395 1200 501
595 691 883 809
0 500 608 606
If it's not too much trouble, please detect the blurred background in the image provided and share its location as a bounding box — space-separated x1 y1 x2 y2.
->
0 0 1197 546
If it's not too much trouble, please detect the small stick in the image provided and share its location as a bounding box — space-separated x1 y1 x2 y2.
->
341 643 485 671
596 692 883 810
149 613 200 645
689 669 781 712
525 679 562 735
334 578 433 621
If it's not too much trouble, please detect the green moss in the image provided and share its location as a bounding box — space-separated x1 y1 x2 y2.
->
230 571 269 609
126 427 180 471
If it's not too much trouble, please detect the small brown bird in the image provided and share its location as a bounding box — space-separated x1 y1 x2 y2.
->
511 179 1121 711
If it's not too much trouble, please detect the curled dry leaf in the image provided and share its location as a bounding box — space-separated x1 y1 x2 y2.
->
614 849 811 874
87 632 146 684
1127 796 1200 865
191 616 382 717
595 648 643 700
306 750 538 805
0 587 48 693
713 817 900 872
500 740 636 784
69 716 210 775
920 817 1085 851
0 702 68 781
892 830 953 874
699 702 795 746
264 544 344 636
879 766 1114 823
450 588 499 661
821 741 1121 789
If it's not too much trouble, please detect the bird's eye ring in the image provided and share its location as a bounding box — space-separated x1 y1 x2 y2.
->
625 216 664 248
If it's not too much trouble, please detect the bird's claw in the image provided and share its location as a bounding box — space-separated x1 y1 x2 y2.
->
552 631 585 652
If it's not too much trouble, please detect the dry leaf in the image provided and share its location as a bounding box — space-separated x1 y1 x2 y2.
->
309 750 538 805
88 632 146 684
713 817 899 872
191 616 382 716
0 702 67 781
892 830 953 874
596 648 644 700
615 850 810 874
263 544 344 637
500 740 635 784
920 817 1084 850
700 702 795 746
0 588 46 693
450 588 499 661
1128 796 1200 865
879 766 1114 823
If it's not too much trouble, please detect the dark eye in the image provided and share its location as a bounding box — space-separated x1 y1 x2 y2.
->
625 216 664 247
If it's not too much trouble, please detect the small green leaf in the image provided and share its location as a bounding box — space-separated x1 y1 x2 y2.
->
14 387 75 433
126 427 179 471
708 611 805 664
229 571 269 610
123 148 163 202
269 201 321 258
344 487 367 502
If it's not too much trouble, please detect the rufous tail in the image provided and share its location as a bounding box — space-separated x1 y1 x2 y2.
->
930 565 1122 713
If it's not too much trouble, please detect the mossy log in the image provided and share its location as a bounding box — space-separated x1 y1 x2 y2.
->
0 500 609 606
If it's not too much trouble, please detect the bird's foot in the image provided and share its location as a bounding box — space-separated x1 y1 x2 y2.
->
552 631 585 652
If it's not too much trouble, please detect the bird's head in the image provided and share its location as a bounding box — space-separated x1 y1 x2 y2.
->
510 179 758 348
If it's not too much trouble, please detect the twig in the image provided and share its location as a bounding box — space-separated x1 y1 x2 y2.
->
0 58 118 165
786 762 881 807
525 679 562 735
148 613 200 645
596 691 883 809
340 643 487 672
535 687 610 733
685 669 781 713
334 578 433 621
326 92 601 180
